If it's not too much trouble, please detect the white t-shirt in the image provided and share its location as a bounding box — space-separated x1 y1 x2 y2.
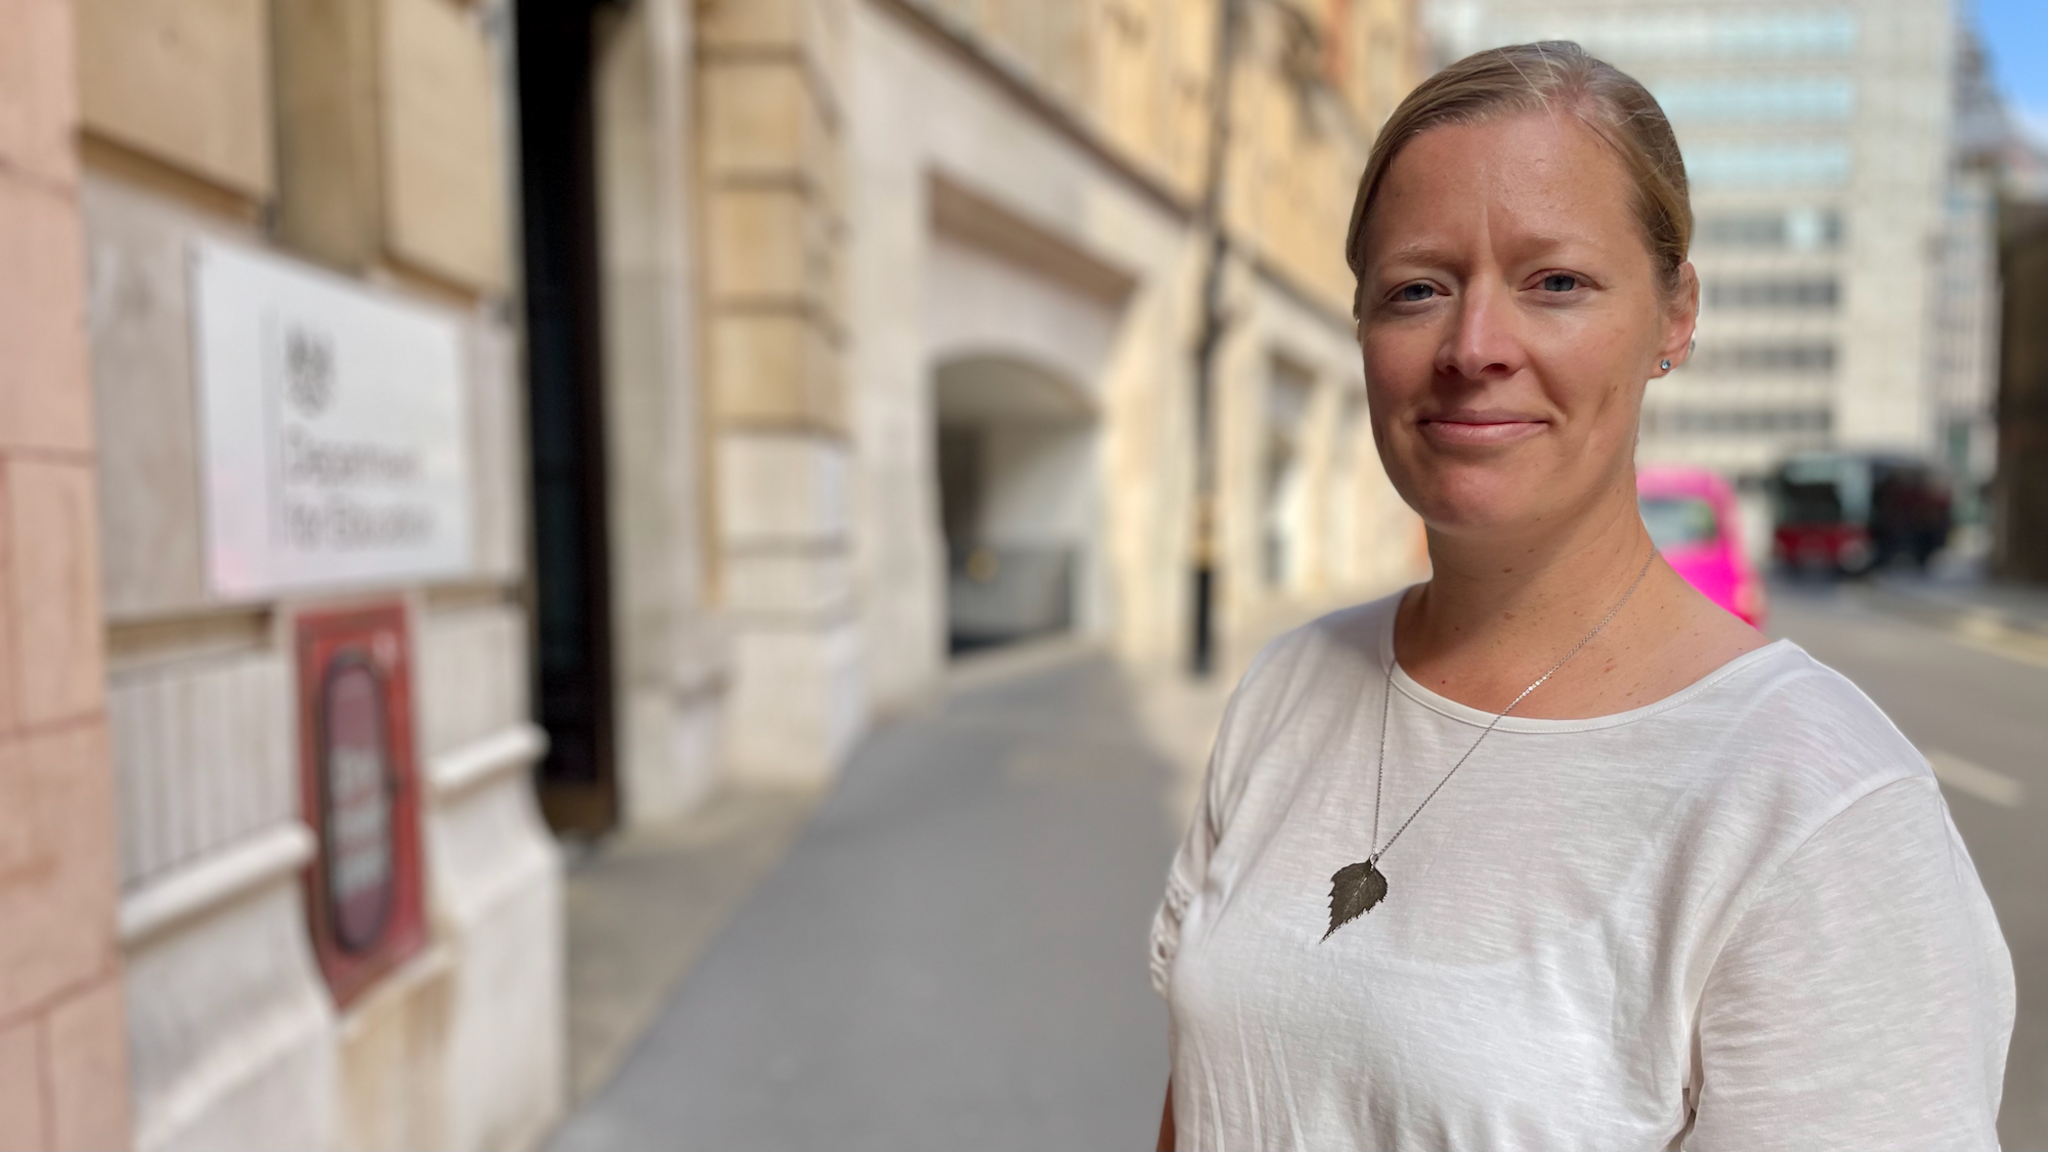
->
1151 593 2013 1151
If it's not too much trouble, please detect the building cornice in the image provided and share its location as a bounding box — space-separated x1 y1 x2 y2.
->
866 0 1194 224
867 0 1361 332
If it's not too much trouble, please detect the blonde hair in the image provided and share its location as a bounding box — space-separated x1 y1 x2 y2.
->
1345 41 1691 317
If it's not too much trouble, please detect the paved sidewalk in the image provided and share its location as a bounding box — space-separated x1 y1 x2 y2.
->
546 643 1227 1152
559 783 826 1104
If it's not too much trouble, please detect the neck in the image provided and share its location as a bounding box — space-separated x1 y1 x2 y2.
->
1403 481 1655 669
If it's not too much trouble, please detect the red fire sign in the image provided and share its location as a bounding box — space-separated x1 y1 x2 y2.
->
295 601 427 1007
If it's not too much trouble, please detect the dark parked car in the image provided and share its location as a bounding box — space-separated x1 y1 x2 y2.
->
1771 452 1952 575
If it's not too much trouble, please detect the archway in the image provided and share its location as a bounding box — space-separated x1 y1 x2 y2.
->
933 354 1101 654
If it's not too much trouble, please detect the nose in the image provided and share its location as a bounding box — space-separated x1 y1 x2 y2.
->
1436 279 1523 382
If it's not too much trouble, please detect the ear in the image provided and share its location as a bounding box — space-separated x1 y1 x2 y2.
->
1659 261 1700 372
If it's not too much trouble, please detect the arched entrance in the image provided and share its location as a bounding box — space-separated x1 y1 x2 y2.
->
933 354 1101 654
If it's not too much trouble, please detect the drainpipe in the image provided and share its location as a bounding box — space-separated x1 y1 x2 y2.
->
1190 0 1243 676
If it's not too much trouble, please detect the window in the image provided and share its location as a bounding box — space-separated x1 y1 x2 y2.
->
1688 142 1852 188
1654 78 1855 124
1695 208 1845 249
1643 407 1834 436
1640 496 1721 549
1704 277 1840 310
1263 360 1313 589
1489 11 1858 59
1688 341 1837 374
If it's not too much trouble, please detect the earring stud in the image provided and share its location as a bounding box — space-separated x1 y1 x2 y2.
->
1660 359 1672 372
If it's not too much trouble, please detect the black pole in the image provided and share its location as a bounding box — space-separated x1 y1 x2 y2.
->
1189 0 1242 677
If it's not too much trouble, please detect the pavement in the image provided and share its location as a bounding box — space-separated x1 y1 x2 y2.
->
544 632 1246 1152
558 782 826 1103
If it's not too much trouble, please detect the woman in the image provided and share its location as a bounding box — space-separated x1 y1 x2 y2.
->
1149 42 2012 1151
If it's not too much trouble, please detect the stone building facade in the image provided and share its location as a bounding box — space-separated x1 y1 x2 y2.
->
0 0 1424 1148
0 0 131 1146
679 0 1429 785
54 0 562 1147
837 0 1429 742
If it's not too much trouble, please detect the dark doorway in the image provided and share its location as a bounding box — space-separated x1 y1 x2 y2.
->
516 0 617 835
933 356 1098 655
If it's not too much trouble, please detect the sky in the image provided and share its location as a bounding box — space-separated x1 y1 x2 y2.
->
1970 0 2048 140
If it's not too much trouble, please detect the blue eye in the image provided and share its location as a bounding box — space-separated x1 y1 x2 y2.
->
1541 274 1580 292
1397 283 1436 302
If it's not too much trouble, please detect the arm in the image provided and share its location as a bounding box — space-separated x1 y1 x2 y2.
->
1155 1080 1174 1152
1687 779 2012 1150
1152 641 1271 1152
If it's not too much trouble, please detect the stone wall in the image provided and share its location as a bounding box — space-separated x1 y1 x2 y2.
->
594 0 729 825
896 0 1417 319
700 0 866 784
0 0 133 1147
846 0 1426 706
692 0 1425 787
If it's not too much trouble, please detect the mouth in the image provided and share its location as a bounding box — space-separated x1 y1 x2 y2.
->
1416 412 1548 446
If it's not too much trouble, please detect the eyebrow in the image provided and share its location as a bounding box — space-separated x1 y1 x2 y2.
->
1371 233 1589 274
1372 241 1462 270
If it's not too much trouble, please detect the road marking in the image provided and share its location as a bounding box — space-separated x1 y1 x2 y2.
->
1926 749 2027 809
1846 586 2048 671
1943 610 2048 670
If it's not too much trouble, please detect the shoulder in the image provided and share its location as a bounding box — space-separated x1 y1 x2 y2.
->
1241 590 1402 690
1661 642 1943 899
1199 591 1400 807
1222 593 1398 737
1699 642 1933 805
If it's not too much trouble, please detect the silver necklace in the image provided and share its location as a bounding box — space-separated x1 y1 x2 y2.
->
1324 547 1659 941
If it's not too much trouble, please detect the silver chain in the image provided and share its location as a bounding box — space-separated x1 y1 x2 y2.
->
1368 547 1660 864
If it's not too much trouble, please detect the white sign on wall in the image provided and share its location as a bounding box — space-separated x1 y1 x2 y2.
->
192 238 473 597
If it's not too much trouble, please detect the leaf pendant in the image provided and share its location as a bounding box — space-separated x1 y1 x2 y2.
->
1324 859 1388 940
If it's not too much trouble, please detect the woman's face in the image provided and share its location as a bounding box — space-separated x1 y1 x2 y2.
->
1358 110 1697 541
